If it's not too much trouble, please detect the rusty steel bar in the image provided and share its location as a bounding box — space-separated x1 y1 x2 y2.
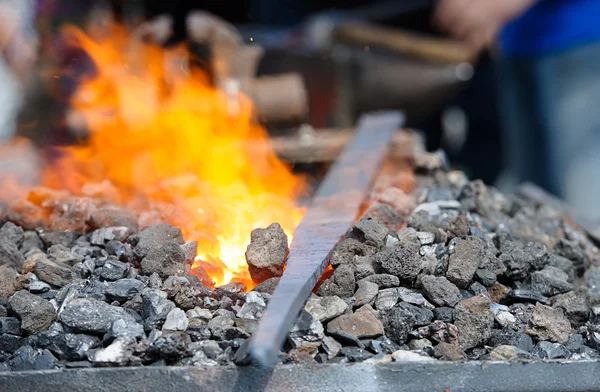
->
245 111 405 367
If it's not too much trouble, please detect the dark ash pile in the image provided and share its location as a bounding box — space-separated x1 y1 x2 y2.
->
2 164 600 371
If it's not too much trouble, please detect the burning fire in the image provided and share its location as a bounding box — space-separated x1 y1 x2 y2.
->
9 22 305 287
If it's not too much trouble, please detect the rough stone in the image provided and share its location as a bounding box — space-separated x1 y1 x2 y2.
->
0 222 24 247
326 312 384 339
289 310 324 349
526 303 572 344
252 277 280 295
359 274 400 288
105 278 145 302
353 281 379 308
6 346 58 371
162 308 189 331
433 342 467 361
142 289 176 331
370 242 422 283
0 333 23 353
47 244 84 266
354 263 375 281
29 278 51 294
339 346 374 362
317 264 355 298
408 338 433 351
140 242 185 279
0 239 25 270
532 341 570 359
453 295 493 350
421 276 462 307
375 288 400 311
447 237 484 288
90 227 129 246
475 269 497 287
0 266 18 300
104 318 145 343
20 231 44 255
433 307 454 323
346 217 388 249
35 256 74 287
495 310 517 327
244 223 288 284
89 207 138 233
0 317 21 335
500 241 548 281
362 203 404 231
9 290 56 334
488 328 534 352
585 266 600 304
488 345 534 361
207 315 235 340
552 288 590 328
531 266 573 297
60 298 137 334
305 296 347 323
329 239 376 267
321 336 342 359
379 305 418 344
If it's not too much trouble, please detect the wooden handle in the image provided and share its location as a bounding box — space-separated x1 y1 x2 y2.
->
334 22 478 64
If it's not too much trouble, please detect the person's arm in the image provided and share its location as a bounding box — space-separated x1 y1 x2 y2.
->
433 0 539 51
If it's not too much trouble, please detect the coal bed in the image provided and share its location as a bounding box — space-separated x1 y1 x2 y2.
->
2 157 600 391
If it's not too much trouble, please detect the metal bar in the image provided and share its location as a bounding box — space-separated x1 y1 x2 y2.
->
3 361 600 392
246 112 405 367
517 182 600 243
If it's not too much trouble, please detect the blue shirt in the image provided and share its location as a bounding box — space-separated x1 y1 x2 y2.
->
500 0 600 58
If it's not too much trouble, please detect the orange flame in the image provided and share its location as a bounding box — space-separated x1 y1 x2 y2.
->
38 23 305 287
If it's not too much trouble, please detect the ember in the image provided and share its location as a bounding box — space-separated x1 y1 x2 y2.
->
1 20 305 287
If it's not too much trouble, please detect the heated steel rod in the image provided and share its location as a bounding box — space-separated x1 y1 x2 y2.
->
245 111 405 367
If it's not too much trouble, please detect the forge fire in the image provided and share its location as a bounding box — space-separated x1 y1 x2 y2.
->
1 21 304 288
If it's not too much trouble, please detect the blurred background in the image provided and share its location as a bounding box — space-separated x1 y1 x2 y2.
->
1 0 600 217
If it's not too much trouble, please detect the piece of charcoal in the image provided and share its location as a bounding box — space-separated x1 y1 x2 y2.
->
475 269 497 287
60 298 137 334
0 317 21 336
7 346 58 371
531 266 573 296
0 333 23 353
531 341 570 359
288 310 324 350
105 278 145 302
96 259 130 281
9 290 56 334
339 346 374 362
502 289 548 305
142 289 176 331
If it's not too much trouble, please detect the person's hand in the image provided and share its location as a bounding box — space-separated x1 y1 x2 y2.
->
433 0 538 52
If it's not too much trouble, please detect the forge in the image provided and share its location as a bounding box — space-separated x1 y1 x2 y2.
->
2 7 600 392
